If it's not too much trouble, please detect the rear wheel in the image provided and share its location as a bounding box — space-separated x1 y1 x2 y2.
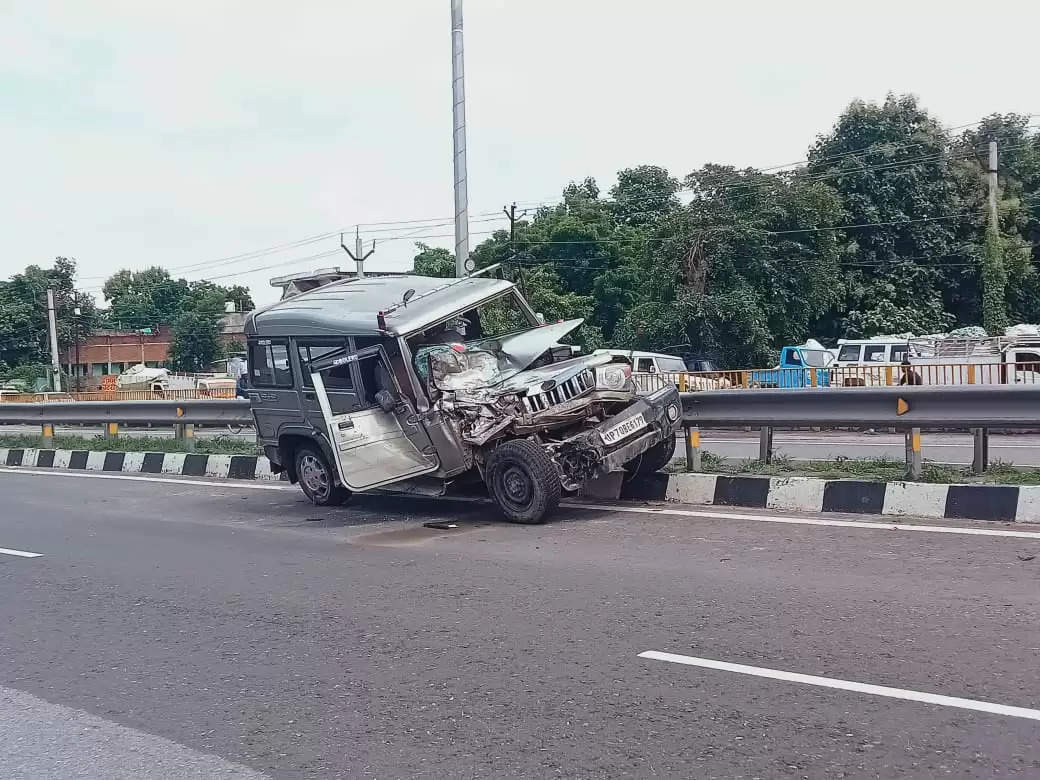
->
485 439 561 524
295 445 350 507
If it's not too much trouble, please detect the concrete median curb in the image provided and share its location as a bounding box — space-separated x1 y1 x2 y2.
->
2 445 1035 523
616 471 1029 522
0 447 282 481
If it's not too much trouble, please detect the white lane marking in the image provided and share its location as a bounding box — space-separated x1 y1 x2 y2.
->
4 466 1040 540
0 467 292 491
0 547 42 558
639 650 1040 722
566 502 1040 539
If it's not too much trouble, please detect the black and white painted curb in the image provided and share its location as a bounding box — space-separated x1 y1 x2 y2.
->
4 446 1038 523
0 448 280 481
617 472 1040 523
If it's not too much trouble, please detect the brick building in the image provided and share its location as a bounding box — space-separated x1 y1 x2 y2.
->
60 313 249 386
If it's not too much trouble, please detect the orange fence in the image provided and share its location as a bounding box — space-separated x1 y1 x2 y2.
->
632 362 1040 392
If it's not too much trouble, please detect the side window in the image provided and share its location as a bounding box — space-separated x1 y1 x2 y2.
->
837 345 861 362
1014 351 1040 372
297 341 353 389
890 346 908 363
636 358 653 373
249 339 293 388
786 351 802 366
356 350 394 407
864 344 887 362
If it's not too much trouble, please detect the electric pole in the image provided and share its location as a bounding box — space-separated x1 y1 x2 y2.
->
73 294 82 392
340 228 376 278
502 202 527 246
46 288 61 391
987 140 999 232
451 0 470 277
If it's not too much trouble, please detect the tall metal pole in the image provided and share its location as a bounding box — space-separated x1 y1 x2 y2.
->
451 0 469 277
987 140 999 232
46 288 62 391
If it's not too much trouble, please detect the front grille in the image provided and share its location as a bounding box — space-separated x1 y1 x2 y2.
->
522 369 594 413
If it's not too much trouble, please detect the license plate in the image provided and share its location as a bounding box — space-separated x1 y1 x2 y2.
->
601 413 647 445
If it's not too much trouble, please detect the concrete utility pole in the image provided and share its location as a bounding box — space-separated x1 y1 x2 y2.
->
46 288 61 391
987 140 999 232
451 0 470 277
340 228 375 278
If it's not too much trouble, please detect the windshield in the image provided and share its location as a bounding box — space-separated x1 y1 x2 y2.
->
425 345 506 391
800 349 834 367
655 357 688 373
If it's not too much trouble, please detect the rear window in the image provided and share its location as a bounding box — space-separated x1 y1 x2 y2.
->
249 339 293 388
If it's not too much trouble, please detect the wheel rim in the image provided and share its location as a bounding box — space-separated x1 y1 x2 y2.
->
299 454 330 499
498 464 532 510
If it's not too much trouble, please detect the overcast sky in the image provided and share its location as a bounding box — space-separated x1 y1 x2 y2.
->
2 0 1037 306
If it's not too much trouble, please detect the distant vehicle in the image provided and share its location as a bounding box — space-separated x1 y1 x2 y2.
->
750 343 834 388
829 338 911 386
593 350 730 391
833 338 909 366
908 334 1040 384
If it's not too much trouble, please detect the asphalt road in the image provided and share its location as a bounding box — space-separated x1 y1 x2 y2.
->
6 425 1040 467
2 469 1040 778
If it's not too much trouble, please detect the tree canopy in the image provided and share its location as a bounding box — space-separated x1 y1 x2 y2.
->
408 94 1040 366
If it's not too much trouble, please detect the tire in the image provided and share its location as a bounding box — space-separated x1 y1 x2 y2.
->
485 439 561 524
294 445 350 507
627 433 677 478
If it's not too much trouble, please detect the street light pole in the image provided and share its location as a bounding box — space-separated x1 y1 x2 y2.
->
450 0 470 277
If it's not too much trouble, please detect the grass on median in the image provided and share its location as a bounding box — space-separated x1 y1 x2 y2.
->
668 452 1040 485
0 433 261 456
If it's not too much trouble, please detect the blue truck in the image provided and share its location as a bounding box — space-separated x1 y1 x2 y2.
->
750 344 834 388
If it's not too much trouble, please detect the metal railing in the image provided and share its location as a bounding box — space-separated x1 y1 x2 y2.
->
0 388 237 403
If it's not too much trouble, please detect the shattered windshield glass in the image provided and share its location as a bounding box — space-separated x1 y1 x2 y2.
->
416 318 585 391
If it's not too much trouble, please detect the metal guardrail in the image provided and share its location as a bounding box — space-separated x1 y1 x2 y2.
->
0 399 252 426
680 384 1040 428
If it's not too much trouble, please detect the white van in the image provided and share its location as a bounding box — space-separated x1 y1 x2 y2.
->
832 339 909 367
593 349 688 374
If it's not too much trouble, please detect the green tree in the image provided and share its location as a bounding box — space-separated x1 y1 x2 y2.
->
102 268 255 329
168 310 223 371
0 257 98 370
411 243 456 278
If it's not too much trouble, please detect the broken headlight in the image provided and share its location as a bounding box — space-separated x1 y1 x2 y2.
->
595 364 631 391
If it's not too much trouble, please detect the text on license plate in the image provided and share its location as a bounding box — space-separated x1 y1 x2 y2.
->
601 413 647 445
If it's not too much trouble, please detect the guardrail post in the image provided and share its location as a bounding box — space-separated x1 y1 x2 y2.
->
759 426 773 464
972 427 989 474
684 426 701 472
678 373 687 393
41 423 54 449
174 423 196 452
105 422 119 440
905 427 922 480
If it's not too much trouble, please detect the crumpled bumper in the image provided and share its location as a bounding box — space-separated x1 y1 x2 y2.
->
593 385 682 474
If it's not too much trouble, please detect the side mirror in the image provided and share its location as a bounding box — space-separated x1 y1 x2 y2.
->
535 312 546 325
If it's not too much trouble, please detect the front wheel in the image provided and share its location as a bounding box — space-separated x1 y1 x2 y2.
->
485 439 561 524
295 446 350 507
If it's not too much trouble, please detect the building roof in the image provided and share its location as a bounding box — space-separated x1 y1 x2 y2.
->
245 274 516 338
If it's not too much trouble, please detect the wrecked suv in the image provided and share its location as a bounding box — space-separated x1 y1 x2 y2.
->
244 272 682 524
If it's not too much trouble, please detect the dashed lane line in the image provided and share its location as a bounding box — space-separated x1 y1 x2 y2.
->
639 650 1040 722
0 547 42 558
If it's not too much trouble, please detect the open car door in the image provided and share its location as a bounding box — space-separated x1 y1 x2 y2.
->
309 346 439 491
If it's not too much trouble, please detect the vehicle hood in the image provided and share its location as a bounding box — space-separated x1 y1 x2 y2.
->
484 318 584 376
497 351 611 394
